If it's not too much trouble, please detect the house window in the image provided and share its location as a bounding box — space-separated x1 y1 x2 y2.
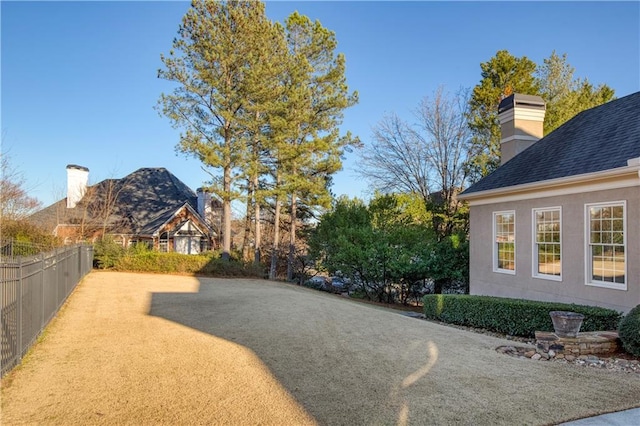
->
494 211 515 274
533 207 561 280
159 232 169 253
586 202 626 290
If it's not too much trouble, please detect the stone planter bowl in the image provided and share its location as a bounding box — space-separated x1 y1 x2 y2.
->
550 311 585 338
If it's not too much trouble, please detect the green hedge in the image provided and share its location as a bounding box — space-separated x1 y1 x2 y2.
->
618 305 640 356
114 251 265 277
115 251 210 273
423 295 622 338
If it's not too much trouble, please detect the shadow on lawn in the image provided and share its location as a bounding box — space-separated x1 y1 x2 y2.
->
147 277 439 425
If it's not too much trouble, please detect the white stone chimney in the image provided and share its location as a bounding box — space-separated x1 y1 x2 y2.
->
196 187 212 224
498 94 546 165
66 165 89 208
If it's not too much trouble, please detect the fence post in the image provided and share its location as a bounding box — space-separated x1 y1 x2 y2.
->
17 256 23 361
54 246 58 311
78 245 82 280
41 251 46 329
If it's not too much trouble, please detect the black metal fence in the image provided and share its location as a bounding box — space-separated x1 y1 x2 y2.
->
1 243 93 377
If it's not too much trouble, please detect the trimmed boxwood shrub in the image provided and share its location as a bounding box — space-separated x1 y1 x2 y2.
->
618 305 640 356
423 294 622 338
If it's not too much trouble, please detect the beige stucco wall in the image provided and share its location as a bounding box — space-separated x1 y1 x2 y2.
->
468 186 639 314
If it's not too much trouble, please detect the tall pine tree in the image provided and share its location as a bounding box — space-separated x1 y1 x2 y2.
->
157 0 278 260
275 12 359 281
467 50 615 181
467 50 539 181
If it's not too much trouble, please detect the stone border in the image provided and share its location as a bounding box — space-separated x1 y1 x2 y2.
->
496 345 640 374
535 331 619 356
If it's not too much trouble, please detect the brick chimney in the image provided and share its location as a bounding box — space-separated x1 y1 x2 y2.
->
66 165 89 208
498 94 546 165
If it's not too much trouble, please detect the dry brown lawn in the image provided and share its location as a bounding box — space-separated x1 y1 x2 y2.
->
1 271 639 425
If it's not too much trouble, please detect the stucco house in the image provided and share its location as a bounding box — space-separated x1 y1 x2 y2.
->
459 92 640 313
30 166 221 254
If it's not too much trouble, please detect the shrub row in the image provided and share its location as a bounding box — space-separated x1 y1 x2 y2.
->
423 294 622 338
92 236 266 278
114 251 211 274
618 305 640 356
113 251 265 278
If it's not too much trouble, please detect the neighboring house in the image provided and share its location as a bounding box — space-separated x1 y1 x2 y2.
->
29 166 221 255
459 92 640 313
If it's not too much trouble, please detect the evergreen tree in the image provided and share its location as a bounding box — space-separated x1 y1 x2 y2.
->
537 51 615 134
157 0 278 260
468 50 615 180
467 50 539 180
269 12 359 281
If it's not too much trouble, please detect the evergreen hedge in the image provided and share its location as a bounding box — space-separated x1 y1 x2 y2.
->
618 305 640 356
423 294 622 338
113 251 265 277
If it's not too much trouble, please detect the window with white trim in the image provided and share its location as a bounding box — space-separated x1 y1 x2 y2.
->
586 202 626 289
533 207 561 279
494 211 515 273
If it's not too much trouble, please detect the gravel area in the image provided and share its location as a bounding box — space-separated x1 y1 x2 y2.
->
496 345 640 374
2 271 639 425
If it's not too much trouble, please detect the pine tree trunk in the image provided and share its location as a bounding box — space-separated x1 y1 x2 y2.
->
287 191 297 282
222 164 232 261
242 185 253 261
269 194 280 280
254 173 261 264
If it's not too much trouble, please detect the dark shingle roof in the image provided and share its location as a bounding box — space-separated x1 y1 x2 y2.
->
30 167 200 235
112 168 197 233
462 91 640 195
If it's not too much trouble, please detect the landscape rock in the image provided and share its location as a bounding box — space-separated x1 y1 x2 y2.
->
495 346 639 374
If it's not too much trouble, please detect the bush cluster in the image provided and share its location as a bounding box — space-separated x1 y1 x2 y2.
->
618 305 640 356
93 237 125 269
423 295 622 338
94 242 265 278
2 219 61 251
114 251 211 274
198 257 266 278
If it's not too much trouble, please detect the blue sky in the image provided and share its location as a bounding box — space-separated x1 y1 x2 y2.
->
2 1 639 212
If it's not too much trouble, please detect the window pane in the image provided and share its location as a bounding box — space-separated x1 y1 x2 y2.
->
587 201 629 290
612 219 623 231
612 206 623 219
534 208 561 277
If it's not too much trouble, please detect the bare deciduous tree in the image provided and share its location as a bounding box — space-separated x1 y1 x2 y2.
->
415 87 471 236
358 113 432 203
0 151 41 221
358 86 472 237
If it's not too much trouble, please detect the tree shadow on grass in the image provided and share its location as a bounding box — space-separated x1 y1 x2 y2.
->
147 276 439 425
